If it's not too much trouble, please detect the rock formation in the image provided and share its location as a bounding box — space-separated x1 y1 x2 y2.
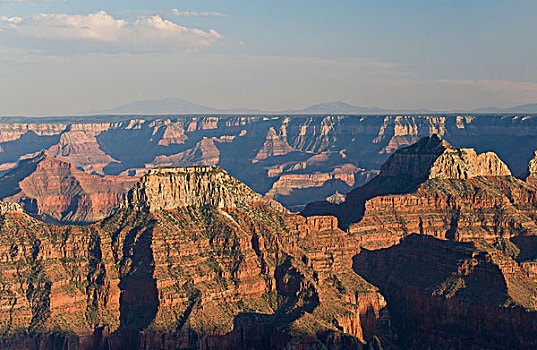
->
302 135 517 228
303 135 537 348
525 150 537 188
0 151 137 224
379 134 511 180
0 166 391 349
1 135 537 349
354 235 537 349
2 114 537 211
125 166 261 211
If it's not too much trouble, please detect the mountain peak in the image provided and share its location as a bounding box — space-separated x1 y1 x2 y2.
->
125 166 261 212
380 134 511 180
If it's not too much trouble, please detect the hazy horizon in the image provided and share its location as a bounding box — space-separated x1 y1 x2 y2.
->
1 0 536 116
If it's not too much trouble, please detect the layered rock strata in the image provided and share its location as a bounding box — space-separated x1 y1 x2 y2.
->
2 114 537 211
0 151 137 224
303 135 537 348
0 166 391 349
2 135 537 349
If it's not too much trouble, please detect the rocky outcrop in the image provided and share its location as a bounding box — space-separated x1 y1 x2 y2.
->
526 150 537 188
379 134 511 180
0 151 137 224
253 125 295 161
327 191 346 204
152 137 221 167
45 126 118 174
0 201 23 213
2 115 537 211
303 136 537 348
125 166 261 211
302 135 519 229
529 151 537 174
0 166 391 349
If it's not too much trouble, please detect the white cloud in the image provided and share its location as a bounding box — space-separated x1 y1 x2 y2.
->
15 12 125 42
0 15 23 26
130 15 222 47
0 11 223 52
169 8 226 17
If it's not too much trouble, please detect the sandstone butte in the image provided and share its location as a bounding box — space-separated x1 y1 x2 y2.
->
0 135 536 349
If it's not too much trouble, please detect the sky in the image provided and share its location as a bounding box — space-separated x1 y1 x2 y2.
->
0 0 536 116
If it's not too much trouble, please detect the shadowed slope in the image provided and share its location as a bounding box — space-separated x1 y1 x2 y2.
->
353 234 537 349
302 134 512 229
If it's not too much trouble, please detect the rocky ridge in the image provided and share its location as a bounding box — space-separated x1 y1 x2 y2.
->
2 115 537 212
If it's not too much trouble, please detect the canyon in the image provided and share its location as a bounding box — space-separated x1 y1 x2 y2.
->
0 134 537 348
1 114 537 213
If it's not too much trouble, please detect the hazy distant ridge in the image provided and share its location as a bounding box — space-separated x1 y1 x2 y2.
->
83 98 537 116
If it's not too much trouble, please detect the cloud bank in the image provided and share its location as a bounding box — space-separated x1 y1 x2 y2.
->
0 11 223 53
169 9 226 17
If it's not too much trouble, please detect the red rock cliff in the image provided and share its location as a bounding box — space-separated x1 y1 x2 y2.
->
0 166 391 349
0 151 137 223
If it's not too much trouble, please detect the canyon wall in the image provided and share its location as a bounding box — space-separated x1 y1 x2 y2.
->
0 151 136 224
0 166 392 349
303 135 537 348
1 115 537 211
1 136 537 348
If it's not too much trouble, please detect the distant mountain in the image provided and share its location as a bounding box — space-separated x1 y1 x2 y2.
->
84 97 220 115
82 97 537 116
284 101 383 115
284 101 436 115
471 103 537 114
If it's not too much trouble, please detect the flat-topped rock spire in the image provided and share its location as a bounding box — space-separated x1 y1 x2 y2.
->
125 166 262 211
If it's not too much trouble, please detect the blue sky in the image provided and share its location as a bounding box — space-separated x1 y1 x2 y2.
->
0 0 536 116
